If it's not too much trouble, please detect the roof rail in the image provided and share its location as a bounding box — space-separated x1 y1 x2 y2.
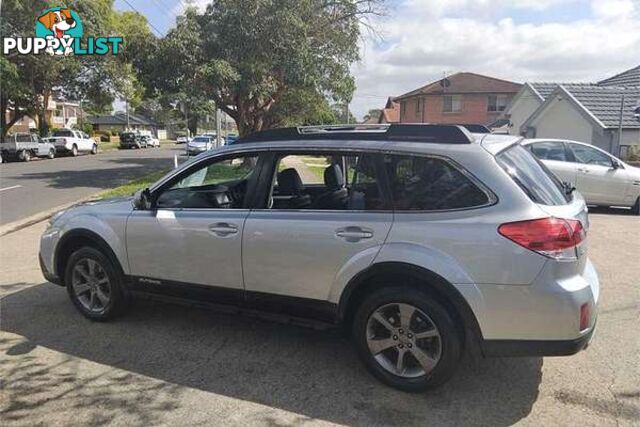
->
456 124 491 133
237 124 475 144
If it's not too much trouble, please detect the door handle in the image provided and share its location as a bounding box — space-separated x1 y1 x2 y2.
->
208 222 238 237
336 226 373 242
577 168 589 173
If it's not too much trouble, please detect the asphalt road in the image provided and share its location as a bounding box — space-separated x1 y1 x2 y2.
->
0 146 181 226
0 212 638 426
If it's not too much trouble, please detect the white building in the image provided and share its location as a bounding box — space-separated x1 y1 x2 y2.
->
505 66 640 158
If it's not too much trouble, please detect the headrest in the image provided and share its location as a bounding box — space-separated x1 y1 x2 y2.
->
324 164 344 189
278 168 305 194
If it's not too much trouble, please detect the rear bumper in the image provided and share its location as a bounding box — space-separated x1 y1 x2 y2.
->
482 320 596 356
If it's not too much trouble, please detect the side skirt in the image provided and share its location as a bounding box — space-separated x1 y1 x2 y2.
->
127 276 339 330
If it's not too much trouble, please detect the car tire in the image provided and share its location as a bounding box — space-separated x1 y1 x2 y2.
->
71 144 78 157
91 144 98 155
65 246 129 321
48 149 55 159
632 197 640 215
352 286 462 392
20 150 31 162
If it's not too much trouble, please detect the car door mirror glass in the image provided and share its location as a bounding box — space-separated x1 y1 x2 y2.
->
133 188 152 210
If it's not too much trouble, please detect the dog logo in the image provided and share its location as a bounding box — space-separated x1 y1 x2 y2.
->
35 7 83 55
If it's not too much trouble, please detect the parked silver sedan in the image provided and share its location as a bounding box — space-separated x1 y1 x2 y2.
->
523 139 640 214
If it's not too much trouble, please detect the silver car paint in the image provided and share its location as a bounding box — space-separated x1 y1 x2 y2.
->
41 136 599 343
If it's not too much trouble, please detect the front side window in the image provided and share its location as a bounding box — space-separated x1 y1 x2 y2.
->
266 152 386 211
385 155 490 210
528 141 567 162
155 155 258 209
497 144 570 205
569 143 612 167
443 95 462 113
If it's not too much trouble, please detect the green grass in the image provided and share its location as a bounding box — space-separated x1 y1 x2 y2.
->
99 170 169 199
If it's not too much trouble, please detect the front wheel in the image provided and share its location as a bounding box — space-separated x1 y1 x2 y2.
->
71 144 78 157
352 286 462 392
91 144 98 155
48 149 55 159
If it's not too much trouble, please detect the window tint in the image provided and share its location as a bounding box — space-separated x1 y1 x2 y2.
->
53 129 73 137
528 141 567 162
385 155 490 210
497 144 570 205
156 155 258 209
267 153 386 210
15 134 32 143
569 143 612 167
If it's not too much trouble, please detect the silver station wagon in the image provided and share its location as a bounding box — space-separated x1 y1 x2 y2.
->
40 124 599 391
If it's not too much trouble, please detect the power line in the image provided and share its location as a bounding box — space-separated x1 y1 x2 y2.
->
120 0 165 37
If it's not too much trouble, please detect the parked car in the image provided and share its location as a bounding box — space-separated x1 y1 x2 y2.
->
187 135 214 155
225 133 238 145
523 139 640 214
140 135 160 148
176 136 191 144
0 132 56 162
40 124 598 392
47 129 97 156
119 132 146 149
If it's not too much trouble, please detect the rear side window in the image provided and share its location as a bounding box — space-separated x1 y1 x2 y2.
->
53 129 73 137
385 155 490 211
497 144 570 205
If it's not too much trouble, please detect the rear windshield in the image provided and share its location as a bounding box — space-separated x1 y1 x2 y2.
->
52 129 74 137
496 144 570 206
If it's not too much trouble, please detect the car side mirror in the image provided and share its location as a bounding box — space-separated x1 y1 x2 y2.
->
133 188 152 210
611 160 621 170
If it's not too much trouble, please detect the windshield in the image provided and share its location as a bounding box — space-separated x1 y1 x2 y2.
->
53 130 74 137
192 137 210 143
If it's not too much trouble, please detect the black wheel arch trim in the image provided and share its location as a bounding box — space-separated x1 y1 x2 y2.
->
338 261 485 345
54 229 125 284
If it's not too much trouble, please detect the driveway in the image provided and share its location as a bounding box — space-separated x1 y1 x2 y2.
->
0 147 180 225
0 213 638 426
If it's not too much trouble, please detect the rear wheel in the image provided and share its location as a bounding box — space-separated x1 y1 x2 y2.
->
632 197 640 215
48 149 55 159
20 150 32 162
71 144 78 157
91 144 98 155
352 286 461 392
65 247 128 321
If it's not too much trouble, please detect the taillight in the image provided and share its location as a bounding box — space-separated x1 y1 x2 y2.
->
498 217 585 260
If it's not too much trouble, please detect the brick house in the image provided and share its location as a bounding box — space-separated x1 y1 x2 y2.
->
395 72 521 126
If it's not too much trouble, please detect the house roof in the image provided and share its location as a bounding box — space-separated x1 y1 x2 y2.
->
598 65 640 87
86 113 158 126
523 85 640 131
379 99 400 123
395 72 521 100
530 82 596 100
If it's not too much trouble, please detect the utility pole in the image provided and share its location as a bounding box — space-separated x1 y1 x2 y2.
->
616 93 625 157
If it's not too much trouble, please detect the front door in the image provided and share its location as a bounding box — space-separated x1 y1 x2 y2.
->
242 151 392 305
568 143 626 205
126 153 261 294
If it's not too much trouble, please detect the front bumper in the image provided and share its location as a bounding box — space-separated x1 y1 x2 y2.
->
39 252 61 285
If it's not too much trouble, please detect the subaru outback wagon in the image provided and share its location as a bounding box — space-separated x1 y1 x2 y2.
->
40 124 599 391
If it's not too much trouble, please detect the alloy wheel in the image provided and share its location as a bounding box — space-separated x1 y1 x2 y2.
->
366 302 442 378
71 258 112 313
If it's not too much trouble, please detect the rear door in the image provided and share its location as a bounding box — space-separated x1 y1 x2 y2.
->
567 143 627 205
242 150 392 306
526 140 577 186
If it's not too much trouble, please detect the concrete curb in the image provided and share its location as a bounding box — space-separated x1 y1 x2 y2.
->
0 193 102 237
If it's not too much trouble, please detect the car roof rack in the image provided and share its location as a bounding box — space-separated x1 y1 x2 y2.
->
237 124 475 144
456 124 491 134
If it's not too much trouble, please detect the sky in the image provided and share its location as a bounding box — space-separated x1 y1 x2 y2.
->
114 0 640 119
